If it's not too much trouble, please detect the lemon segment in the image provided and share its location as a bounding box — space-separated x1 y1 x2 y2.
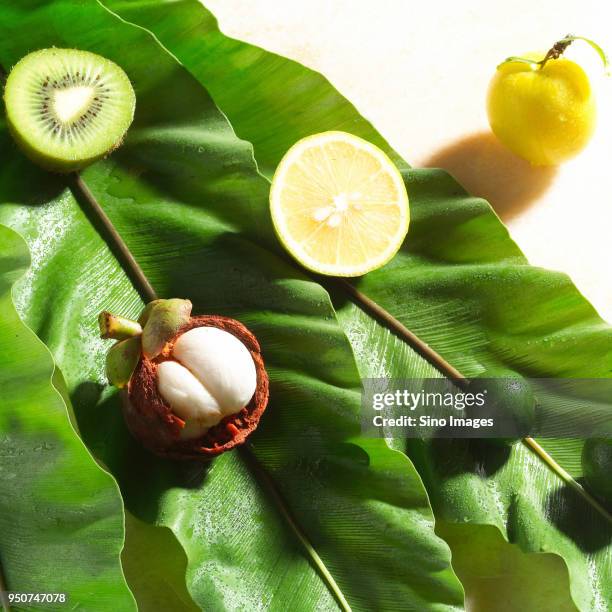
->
270 131 409 277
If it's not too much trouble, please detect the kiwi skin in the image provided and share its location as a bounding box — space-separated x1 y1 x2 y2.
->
5 117 127 174
4 48 136 173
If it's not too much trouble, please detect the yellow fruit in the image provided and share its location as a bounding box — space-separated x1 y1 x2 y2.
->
487 56 596 165
270 131 409 277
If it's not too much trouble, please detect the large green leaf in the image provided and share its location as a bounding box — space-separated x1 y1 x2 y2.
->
437 523 578 612
100 3 612 610
0 223 135 610
121 511 199 612
105 0 404 179
0 1 463 610
336 172 612 612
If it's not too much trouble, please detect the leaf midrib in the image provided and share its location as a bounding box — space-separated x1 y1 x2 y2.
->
70 171 353 612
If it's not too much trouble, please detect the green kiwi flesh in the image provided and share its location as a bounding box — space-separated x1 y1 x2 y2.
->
4 48 135 173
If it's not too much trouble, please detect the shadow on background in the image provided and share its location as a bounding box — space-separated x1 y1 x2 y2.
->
423 131 557 221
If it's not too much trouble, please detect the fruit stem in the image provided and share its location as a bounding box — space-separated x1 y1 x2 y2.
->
538 35 577 69
499 34 609 73
98 311 142 340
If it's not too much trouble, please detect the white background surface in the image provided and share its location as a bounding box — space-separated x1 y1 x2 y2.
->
206 0 612 321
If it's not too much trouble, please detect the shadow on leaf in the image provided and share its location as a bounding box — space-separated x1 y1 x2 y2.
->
469 439 513 476
72 381 213 523
542 479 611 553
0 136 65 206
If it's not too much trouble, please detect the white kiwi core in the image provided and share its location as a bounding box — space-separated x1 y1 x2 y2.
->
53 86 96 123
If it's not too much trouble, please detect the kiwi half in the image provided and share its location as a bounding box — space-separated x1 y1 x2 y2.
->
4 48 135 173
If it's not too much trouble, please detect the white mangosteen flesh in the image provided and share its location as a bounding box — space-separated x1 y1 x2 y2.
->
157 327 257 439
157 361 222 424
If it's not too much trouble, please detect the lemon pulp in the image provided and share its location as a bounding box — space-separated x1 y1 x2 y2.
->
270 131 409 277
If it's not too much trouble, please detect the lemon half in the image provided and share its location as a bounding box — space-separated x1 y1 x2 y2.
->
270 131 409 277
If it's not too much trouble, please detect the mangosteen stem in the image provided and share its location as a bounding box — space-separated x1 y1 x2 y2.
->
98 311 142 340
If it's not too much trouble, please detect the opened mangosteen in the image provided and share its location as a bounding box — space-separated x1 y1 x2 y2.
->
98 298 269 459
